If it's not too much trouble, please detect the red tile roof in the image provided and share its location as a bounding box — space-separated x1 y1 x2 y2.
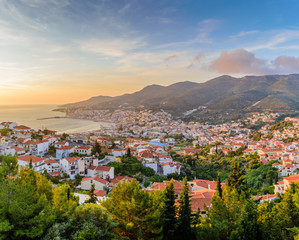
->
17 155 44 163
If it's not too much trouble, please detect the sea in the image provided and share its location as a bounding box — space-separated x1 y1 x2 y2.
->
0 104 111 134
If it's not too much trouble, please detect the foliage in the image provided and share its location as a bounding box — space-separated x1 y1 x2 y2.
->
0 128 11 136
85 184 98 204
102 180 163 239
162 180 177 240
270 120 293 132
177 177 191 239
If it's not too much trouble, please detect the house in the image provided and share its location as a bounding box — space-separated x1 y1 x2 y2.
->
253 194 278 203
17 155 45 173
189 189 215 215
44 159 60 173
13 125 32 133
150 180 192 197
75 146 91 155
10 146 26 156
54 141 69 148
112 149 126 157
110 176 135 187
97 137 112 147
56 146 74 159
24 140 49 156
78 157 98 175
162 162 181 176
88 165 114 180
1 122 17 129
60 157 80 178
274 174 299 194
81 176 108 191
189 179 224 191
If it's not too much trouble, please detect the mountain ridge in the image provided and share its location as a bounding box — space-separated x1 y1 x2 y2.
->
61 74 299 119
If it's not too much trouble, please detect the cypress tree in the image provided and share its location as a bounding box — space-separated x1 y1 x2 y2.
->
126 147 131 157
162 179 177 239
177 176 191 239
217 172 222 199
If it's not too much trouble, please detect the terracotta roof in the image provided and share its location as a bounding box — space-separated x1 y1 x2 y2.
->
110 176 134 184
88 165 111 171
76 146 91 150
44 159 58 164
57 146 74 150
162 162 181 167
65 157 80 163
82 176 108 185
151 180 192 196
49 171 62 176
17 155 44 163
14 125 31 130
11 146 25 152
94 190 106 197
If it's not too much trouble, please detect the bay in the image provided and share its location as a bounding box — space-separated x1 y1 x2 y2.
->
0 104 111 134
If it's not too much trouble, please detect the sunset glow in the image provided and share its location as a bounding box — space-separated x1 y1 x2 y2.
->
1 0 299 105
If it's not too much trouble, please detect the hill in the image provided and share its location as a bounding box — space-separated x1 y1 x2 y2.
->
60 74 299 120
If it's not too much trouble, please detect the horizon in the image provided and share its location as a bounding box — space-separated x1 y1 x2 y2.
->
1 0 299 105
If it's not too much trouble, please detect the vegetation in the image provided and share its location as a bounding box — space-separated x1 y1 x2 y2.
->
1 154 298 240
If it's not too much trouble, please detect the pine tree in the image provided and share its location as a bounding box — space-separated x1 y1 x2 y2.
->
177 176 191 239
162 179 177 239
217 172 222 199
85 183 97 203
102 180 163 239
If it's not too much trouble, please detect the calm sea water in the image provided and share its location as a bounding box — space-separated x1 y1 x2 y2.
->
0 105 111 134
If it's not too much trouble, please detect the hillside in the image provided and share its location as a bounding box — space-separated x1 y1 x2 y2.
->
61 74 299 120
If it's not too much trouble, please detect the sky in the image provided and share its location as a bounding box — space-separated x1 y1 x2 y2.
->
1 0 299 105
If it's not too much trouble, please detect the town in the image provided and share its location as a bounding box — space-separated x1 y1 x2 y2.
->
0 110 298 214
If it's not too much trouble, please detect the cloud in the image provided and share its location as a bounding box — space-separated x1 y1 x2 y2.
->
164 55 178 63
187 53 204 68
78 38 145 57
273 56 299 73
209 48 299 75
230 30 259 39
209 49 268 74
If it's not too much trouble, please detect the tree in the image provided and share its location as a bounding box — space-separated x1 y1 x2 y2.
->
52 184 78 216
0 154 18 178
216 173 222 199
44 204 117 240
230 199 261 240
162 179 177 239
126 147 131 157
0 163 55 239
227 161 246 194
214 141 221 154
177 176 191 239
85 184 98 204
91 141 101 155
102 180 163 239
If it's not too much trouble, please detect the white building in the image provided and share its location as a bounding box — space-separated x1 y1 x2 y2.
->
162 162 181 176
87 165 114 180
75 146 92 155
56 146 75 159
24 140 49 156
44 159 61 173
60 157 80 178
81 176 108 191
17 155 45 173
